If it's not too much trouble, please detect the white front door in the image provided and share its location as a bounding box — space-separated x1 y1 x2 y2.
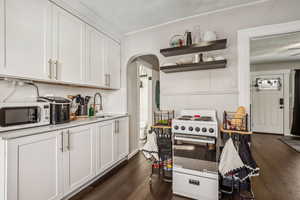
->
251 74 284 134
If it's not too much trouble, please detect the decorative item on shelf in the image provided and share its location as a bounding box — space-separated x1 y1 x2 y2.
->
202 31 217 42
176 57 193 65
202 53 214 62
193 53 203 63
214 55 225 61
153 110 175 126
185 30 193 46
193 25 201 44
169 34 184 48
223 106 248 131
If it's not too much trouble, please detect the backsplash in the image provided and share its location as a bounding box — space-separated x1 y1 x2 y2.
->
0 81 124 114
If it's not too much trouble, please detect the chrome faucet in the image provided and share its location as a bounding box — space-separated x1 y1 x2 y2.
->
93 92 103 114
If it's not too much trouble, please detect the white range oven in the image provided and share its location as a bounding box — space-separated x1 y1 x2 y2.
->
172 109 219 200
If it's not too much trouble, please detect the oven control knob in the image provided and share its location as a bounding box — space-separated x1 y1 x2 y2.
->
174 125 179 130
209 128 214 133
189 127 194 131
202 128 207 132
181 126 186 130
195 127 200 132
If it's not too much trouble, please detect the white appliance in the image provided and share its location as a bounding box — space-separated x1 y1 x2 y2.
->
0 102 50 132
172 109 219 200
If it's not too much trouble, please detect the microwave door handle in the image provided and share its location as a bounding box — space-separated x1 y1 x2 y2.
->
37 107 41 122
174 136 215 144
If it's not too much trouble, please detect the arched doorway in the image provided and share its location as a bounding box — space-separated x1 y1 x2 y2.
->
127 54 160 157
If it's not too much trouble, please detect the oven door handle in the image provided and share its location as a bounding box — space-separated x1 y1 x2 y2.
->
174 136 215 144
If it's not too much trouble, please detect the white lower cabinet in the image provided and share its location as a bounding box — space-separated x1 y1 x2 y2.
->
95 121 115 174
114 117 129 161
62 125 95 195
5 117 129 200
6 131 64 200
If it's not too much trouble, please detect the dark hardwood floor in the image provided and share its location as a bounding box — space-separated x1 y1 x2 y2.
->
70 134 300 200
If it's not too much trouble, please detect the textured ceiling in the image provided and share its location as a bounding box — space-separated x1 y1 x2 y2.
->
79 0 262 34
251 32 300 64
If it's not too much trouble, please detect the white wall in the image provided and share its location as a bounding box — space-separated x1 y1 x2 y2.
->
251 61 300 72
0 81 122 113
122 0 300 120
139 66 152 125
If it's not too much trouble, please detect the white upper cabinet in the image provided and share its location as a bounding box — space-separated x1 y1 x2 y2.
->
0 0 4 72
3 0 52 79
0 1 121 89
52 5 85 84
85 25 105 86
6 131 63 200
105 38 121 89
63 125 95 195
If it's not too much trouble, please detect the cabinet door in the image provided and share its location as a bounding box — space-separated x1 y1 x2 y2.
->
96 121 114 173
4 0 52 79
85 25 105 86
0 0 4 73
53 5 85 84
7 131 63 200
105 38 121 89
116 117 129 160
63 125 94 195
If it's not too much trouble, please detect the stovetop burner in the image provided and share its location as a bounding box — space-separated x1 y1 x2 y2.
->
176 116 213 122
177 115 193 120
194 116 213 122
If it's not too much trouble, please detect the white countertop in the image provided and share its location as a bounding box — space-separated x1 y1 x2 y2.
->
0 114 128 140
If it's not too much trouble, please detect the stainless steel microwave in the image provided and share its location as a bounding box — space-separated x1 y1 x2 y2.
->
0 102 50 132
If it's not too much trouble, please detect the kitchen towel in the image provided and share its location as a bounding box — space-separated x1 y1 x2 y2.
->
142 132 159 161
219 138 244 177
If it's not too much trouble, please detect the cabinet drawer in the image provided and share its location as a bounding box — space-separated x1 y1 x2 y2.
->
173 171 218 200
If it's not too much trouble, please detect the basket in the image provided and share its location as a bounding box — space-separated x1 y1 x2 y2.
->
223 111 248 131
153 110 175 126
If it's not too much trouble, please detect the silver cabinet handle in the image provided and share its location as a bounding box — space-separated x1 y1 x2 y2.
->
53 60 58 80
60 131 64 152
67 129 70 150
114 121 117 133
48 59 53 79
108 74 111 88
117 120 120 133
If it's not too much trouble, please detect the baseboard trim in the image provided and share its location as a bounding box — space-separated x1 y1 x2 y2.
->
128 149 139 159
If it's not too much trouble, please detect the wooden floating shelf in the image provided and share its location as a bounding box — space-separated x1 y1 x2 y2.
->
160 60 227 73
160 39 227 57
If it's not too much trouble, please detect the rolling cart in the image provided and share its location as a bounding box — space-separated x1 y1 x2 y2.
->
220 127 256 200
148 126 173 184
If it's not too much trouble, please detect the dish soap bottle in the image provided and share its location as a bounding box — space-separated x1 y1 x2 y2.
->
88 104 94 117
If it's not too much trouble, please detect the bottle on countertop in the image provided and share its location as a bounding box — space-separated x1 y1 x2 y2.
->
88 104 94 117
